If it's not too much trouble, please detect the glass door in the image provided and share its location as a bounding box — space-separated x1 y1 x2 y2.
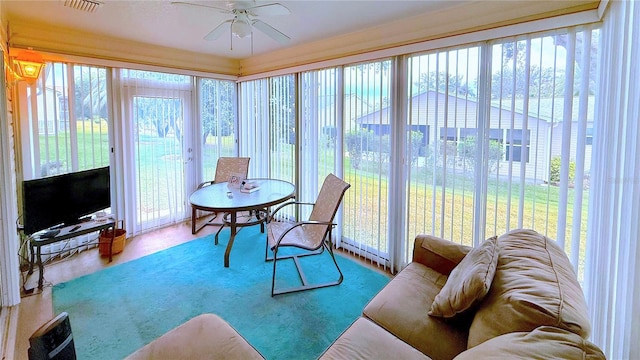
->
121 71 193 233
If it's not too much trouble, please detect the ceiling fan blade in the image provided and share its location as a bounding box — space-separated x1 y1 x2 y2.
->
204 19 233 41
252 19 290 44
246 3 290 16
171 1 232 14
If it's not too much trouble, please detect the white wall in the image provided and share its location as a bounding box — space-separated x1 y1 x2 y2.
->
0 51 21 307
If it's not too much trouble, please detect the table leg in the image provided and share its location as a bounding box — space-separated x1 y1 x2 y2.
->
28 242 35 275
37 245 43 290
260 208 270 233
256 210 268 234
191 207 197 234
108 225 116 263
224 212 237 268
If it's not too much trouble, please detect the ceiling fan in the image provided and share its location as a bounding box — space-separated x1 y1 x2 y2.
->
172 1 291 46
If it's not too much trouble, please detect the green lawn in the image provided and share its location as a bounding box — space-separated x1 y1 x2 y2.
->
41 123 589 279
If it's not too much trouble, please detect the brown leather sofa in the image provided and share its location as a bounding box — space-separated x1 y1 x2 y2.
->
320 229 605 360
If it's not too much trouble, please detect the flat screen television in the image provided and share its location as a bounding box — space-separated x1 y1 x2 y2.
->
22 166 111 235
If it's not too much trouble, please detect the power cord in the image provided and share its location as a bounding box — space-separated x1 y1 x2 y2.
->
19 232 101 297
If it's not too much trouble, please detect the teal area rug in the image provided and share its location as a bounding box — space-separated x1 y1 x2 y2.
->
53 226 389 359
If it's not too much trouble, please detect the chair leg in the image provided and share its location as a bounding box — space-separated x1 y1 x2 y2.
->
214 223 225 245
270 241 344 297
271 247 278 296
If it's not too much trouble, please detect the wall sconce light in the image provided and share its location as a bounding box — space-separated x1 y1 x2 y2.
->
13 50 45 83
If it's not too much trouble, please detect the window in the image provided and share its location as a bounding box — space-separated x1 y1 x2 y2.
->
586 127 593 145
19 63 111 261
269 75 296 183
299 68 341 212
440 127 458 140
406 47 481 249
199 78 237 182
505 129 530 162
22 63 110 179
402 26 598 280
342 60 392 266
485 29 599 279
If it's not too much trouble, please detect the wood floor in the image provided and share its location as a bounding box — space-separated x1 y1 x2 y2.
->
15 221 219 360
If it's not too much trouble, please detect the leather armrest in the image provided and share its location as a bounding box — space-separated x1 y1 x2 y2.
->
412 235 472 275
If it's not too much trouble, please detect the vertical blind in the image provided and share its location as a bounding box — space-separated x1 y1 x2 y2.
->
12 13 636 355
199 78 237 182
268 75 296 184
299 68 344 231
404 26 598 280
25 63 110 178
20 63 110 262
241 25 599 277
238 79 270 177
118 70 192 234
406 47 481 252
585 1 640 357
22 67 239 241
341 60 392 268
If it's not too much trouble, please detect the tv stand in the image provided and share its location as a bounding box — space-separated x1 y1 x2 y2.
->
50 215 92 229
28 218 117 290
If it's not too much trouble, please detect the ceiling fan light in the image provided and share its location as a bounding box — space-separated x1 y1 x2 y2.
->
231 20 252 38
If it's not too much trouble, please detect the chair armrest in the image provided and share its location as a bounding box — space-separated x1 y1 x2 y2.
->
197 180 215 189
412 235 472 275
270 201 314 220
275 220 334 237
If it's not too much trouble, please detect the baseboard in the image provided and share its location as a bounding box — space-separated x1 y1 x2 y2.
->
0 305 19 360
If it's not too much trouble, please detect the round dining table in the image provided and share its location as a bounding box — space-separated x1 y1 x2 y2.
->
189 178 296 267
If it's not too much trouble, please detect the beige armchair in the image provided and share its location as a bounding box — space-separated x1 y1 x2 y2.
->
266 173 350 296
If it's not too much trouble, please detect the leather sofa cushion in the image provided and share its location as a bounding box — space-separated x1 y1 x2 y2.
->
468 229 591 348
319 317 432 360
454 326 605 360
429 236 498 318
363 262 468 360
413 235 471 275
125 314 264 360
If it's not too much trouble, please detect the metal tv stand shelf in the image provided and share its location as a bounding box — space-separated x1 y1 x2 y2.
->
28 218 117 290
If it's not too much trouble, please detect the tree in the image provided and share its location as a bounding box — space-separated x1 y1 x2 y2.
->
201 80 235 143
269 76 296 146
415 71 476 98
491 41 564 99
126 70 189 139
74 66 108 120
134 97 182 138
554 32 599 95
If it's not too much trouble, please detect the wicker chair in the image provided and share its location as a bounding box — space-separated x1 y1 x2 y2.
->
266 173 350 296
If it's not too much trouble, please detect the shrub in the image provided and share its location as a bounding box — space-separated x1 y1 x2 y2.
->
549 156 576 184
345 129 374 169
457 136 504 174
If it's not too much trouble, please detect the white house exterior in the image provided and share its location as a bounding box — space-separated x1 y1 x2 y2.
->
355 90 593 183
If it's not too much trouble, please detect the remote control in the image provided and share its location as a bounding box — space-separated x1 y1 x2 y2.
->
40 229 60 238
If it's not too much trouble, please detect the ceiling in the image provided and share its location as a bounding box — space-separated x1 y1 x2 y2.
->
2 0 601 64
3 0 471 59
